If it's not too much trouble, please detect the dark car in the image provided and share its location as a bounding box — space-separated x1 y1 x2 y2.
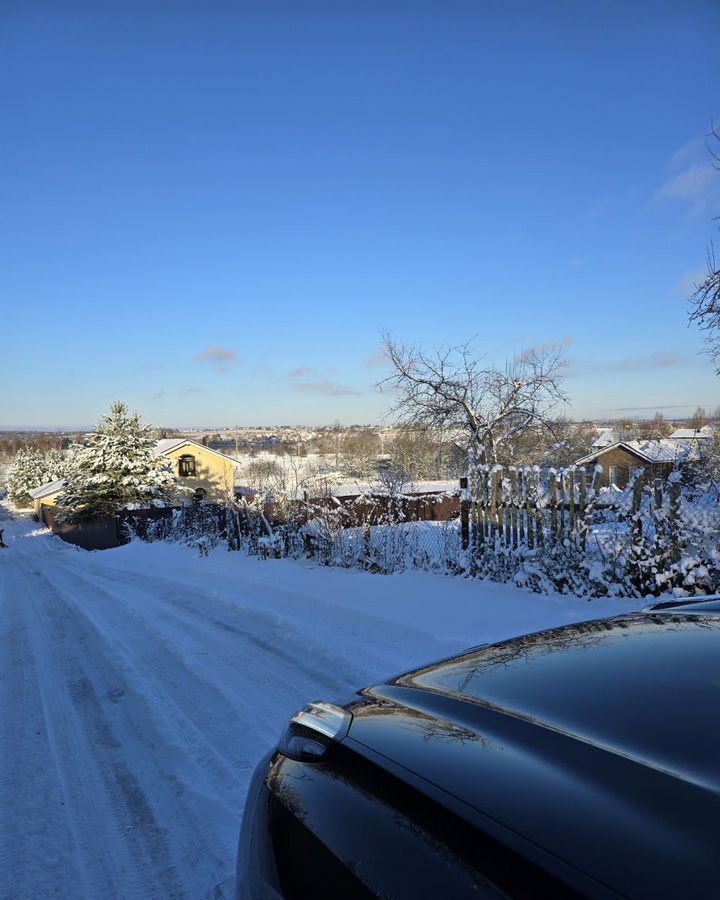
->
236 598 720 899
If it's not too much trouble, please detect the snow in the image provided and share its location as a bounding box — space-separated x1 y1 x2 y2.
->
292 479 460 499
591 427 615 449
28 477 66 499
624 439 700 463
577 439 700 466
155 438 240 463
154 437 188 454
669 426 714 440
0 506 644 898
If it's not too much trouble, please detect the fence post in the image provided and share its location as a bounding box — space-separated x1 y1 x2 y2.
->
577 468 588 548
517 468 525 546
491 469 502 547
567 468 575 536
534 468 543 547
631 474 644 540
525 467 534 549
549 470 558 543
653 477 663 511
509 468 518 549
668 480 682 563
460 477 470 551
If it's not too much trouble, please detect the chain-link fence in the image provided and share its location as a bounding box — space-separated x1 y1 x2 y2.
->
123 473 720 598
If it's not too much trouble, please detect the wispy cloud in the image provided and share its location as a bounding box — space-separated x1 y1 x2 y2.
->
568 349 687 378
287 365 317 378
364 346 388 369
674 267 707 297
670 136 707 169
539 334 574 354
193 346 237 373
148 389 167 400
293 380 363 397
610 403 694 412
568 257 586 270
657 164 715 202
181 386 206 395
658 130 720 213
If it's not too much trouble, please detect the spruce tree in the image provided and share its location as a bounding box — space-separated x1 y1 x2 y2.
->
57 402 177 521
8 447 68 509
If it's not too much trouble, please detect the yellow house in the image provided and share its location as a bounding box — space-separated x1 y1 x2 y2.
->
28 439 237 521
29 478 66 520
155 438 237 503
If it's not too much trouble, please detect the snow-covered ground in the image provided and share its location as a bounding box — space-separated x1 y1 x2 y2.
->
0 507 644 899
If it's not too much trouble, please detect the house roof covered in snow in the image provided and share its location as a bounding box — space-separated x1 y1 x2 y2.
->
286 479 460 500
29 478 66 500
154 438 239 464
575 439 700 467
591 428 615 449
669 426 715 441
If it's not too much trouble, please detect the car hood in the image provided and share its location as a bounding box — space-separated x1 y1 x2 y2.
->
344 613 720 898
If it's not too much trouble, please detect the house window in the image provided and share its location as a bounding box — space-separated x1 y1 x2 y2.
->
193 487 206 504
608 465 622 487
178 454 196 477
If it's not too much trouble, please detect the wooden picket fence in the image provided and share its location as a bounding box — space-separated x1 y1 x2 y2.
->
459 465 682 554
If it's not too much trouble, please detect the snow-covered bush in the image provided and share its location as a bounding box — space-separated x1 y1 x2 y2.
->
8 446 68 509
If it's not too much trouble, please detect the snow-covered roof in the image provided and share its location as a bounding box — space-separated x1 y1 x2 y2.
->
575 440 700 467
591 428 615 449
626 439 700 462
155 438 186 454
29 478 66 500
669 426 714 441
154 438 240 465
287 480 460 500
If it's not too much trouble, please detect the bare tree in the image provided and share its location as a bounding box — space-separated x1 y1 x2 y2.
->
341 429 381 480
688 121 720 370
388 424 454 480
634 412 672 441
242 459 286 494
379 335 567 464
612 418 641 442
691 405 707 430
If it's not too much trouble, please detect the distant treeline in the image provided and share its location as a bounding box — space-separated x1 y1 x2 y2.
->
0 432 79 457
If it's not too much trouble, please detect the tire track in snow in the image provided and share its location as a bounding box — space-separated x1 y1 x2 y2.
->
0 550 196 900
18 563 230 899
42 556 360 781
74 552 422 689
0 562 92 900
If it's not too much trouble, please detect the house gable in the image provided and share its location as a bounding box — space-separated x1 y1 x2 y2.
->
574 441 651 467
574 440 695 490
156 438 236 503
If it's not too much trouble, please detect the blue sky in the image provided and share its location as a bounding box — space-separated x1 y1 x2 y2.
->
2 1 719 428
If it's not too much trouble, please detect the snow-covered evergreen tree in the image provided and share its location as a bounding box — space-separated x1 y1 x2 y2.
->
57 402 177 521
8 446 68 508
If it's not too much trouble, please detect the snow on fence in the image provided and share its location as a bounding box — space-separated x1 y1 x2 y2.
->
460 464 679 552
457 464 719 596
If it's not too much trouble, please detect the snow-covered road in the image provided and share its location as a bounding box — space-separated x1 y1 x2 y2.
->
0 511 642 899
